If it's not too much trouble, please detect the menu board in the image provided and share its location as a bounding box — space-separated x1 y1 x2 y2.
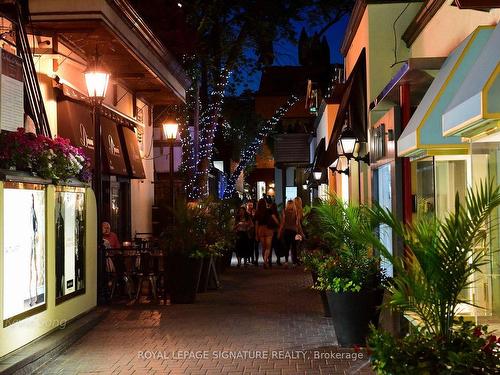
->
55 189 85 299
3 186 46 320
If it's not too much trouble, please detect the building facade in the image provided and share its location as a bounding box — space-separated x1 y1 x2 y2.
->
323 0 500 331
0 0 189 358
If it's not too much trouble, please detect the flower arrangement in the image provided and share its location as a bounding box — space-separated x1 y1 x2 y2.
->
0 128 91 183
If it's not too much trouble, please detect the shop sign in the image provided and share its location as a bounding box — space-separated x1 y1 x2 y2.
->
121 126 146 179
108 134 120 156
57 99 95 166
101 117 128 176
0 49 23 132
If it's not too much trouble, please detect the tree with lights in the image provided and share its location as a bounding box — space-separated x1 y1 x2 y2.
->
133 0 354 200
222 95 299 199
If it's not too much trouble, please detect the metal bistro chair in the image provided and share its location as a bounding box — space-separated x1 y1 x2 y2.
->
108 252 134 300
135 251 158 302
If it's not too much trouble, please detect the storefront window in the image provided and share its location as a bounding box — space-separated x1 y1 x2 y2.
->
55 187 86 303
470 141 500 328
317 183 328 201
434 156 468 220
3 183 46 325
376 164 393 278
413 151 498 325
412 158 435 217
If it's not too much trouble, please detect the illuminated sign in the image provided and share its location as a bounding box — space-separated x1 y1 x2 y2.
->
55 189 85 300
3 186 46 321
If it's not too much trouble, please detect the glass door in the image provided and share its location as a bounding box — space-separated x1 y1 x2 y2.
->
471 141 500 328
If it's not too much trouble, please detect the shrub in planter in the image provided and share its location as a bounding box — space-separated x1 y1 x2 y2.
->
161 199 236 302
315 254 385 346
161 202 208 303
367 182 500 373
312 196 386 346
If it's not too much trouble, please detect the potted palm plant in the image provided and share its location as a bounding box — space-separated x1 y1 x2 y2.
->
367 182 500 373
312 196 386 347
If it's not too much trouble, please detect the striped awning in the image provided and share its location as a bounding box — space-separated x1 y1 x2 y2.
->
398 26 495 158
443 23 500 138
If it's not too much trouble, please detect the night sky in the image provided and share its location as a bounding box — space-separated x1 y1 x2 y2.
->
234 15 349 94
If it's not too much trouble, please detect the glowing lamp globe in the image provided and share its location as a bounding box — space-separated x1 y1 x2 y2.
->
162 122 178 140
85 64 110 100
339 127 357 155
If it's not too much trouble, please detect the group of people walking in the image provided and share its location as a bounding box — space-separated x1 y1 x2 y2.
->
233 196 304 269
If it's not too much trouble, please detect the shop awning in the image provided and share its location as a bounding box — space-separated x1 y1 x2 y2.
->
324 49 367 164
101 117 128 176
120 126 146 179
443 23 500 138
57 99 95 167
370 57 445 113
29 0 191 104
398 26 495 158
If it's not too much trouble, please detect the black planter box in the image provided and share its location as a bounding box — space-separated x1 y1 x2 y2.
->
326 288 384 347
165 253 202 304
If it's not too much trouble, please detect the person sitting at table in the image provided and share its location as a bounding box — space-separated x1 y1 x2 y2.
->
102 222 121 249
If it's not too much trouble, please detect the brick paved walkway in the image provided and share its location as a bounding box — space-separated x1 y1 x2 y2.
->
35 266 374 374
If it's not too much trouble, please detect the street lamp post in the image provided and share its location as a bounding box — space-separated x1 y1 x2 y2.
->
85 54 110 305
162 122 178 223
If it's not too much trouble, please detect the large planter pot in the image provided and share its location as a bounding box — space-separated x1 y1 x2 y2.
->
166 253 203 304
311 271 331 317
326 288 384 347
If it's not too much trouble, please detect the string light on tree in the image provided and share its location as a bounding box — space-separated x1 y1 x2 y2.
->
222 94 299 198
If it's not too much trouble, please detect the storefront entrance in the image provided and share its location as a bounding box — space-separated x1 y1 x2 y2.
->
103 177 131 243
471 141 500 327
412 153 499 326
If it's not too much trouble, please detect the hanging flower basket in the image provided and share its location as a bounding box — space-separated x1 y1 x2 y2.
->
0 128 91 183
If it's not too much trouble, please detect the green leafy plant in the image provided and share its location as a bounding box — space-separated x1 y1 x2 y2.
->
315 253 383 293
161 198 237 259
367 182 500 373
310 195 385 293
300 249 328 273
369 182 500 338
369 318 500 374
